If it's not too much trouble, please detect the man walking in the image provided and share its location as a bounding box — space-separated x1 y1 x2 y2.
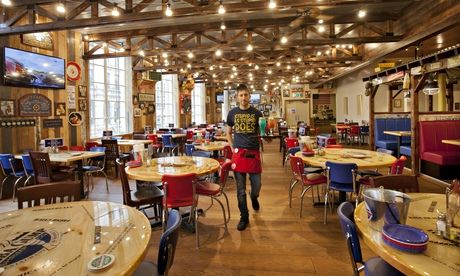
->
226 84 263 231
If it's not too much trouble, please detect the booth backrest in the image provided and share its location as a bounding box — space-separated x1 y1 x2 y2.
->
419 120 460 153
374 118 411 142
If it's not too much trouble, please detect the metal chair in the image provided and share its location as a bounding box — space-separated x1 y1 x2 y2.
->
185 144 195 156
191 150 212 158
161 134 178 156
283 137 299 166
0 154 26 200
289 156 327 217
17 181 81 209
117 159 164 223
162 173 200 248
196 159 232 228
337 202 403 276
324 161 358 224
82 147 109 192
146 134 163 155
133 209 181 276
21 154 35 186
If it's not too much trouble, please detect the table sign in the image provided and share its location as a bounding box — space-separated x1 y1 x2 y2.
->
43 118 63 128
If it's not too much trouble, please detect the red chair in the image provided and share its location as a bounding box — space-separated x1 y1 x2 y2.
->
347 125 360 145
217 145 233 166
146 134 163 154
289 156 327 217
69 146 85 151
85 141 99 151
186 130 194 144
58 146 68 151
162 173 201 248
283 137 299 166
196 159 232 229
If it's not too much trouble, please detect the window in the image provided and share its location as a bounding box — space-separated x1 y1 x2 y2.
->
89 57 132 138
192 83 206 125
156 74 179 128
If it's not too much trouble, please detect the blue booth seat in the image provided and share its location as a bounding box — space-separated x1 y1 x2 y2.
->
399 145 412 157
374 118 411 151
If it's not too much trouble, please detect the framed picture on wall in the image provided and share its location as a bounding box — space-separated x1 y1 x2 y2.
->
147 104 155 114
393 99 402 108
78 85 87 98
257 104 265 111
134 108 142 117
0 100 15 117
54 102 66 116
78 99 87 111
263 110 269 117
265 104 272 111
133 95 139 105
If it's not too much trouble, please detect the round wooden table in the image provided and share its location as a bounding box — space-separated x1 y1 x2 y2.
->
194 141 227 152
0 201 151 275
125 156 220 182
355 193 460 276
294 148 396 169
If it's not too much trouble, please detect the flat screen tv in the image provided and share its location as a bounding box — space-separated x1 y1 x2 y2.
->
250 93 261 104
216 92 224 103
2 47 65 89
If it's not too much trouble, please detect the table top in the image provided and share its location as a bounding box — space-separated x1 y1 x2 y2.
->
383 131 412 137
214 135 228 141
195 142 228 151
95 139 152 146
0 201 151 275
355 193 460 276
294 148 396 169
442 139 460 146
16 151 105 163
125 156 220 182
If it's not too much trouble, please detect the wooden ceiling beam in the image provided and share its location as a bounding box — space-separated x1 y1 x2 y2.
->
66 1 91 21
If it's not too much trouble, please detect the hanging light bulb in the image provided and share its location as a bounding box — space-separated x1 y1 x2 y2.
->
268 0 277 9
246 44 253 52
220 22 226 30
218 1 226 14
280 36 288 44
358 9 366 18
165 2 173 17
1 0 12 6
215 49 222 56
111 5 120 17
56 2 66 14
187 51 194 59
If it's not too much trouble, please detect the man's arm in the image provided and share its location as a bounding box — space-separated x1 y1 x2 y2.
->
226 125 234 151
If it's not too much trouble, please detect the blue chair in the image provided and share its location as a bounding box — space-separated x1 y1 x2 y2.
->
161 134 178 156
133 209 181 276
21 154 35 186
0 154 26 200
191 151 212 158
324 161 358 224
82 147 109 192
337 202 403 276
185 144 195 156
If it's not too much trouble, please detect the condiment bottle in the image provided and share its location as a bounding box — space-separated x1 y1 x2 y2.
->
437 213 447 236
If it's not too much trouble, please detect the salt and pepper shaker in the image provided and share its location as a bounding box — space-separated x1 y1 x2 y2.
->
436 213 447 236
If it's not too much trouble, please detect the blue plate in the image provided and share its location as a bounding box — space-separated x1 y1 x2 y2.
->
382 224 428 244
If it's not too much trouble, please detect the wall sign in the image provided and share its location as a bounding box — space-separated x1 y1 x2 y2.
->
0 119 35 128
138 93 155 102
21 32 54 50
67 85 76 109
68 112 83 126
66 61 81 81
43 118 63 128
18 94 52 117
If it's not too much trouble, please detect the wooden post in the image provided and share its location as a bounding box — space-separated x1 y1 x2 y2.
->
411 74 428 176
447 83 454 111
388 86 393 113
369 84 379 150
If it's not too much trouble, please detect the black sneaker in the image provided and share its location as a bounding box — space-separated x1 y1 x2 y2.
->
251 196 260 211
237 218 249 231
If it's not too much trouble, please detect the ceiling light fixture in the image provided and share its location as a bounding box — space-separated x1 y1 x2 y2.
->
1 0 12 6
268 0 277 9
297 57 301 62
111 5 120 16
165 2 173 17
280 36 288 44
246 44 253 52
358 9 366 18
318 19 324 24
423 74 439 95
220 22 226 30
255 65 259 70
56 2 66 14
139 50 145 57
162 52 168 58
276 62 281 67
318 25 325 33
218 1 226 14
187 52 194 59
215 49 222 56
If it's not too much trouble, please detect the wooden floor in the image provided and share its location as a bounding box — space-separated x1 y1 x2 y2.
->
0 142 446 275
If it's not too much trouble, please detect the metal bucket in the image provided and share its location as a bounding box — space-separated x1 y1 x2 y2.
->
363 188 411 231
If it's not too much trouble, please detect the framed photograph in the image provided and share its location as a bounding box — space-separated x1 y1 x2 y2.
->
393 99 402 108
147 104 155 114
133 95 139 105
68 112 83 126
21 32 54 50
0 100 15 117
257 104 265 112
54 102 67 117
265 104 272 111
283 89 290 97
78 85 87 98
78 99 87 111
134 108 142 117
263 110 269 117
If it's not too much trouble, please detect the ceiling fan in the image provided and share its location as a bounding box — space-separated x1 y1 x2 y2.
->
288 8 320 29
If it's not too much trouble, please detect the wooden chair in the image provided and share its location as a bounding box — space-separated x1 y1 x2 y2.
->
29 151 75 184
102 139 130 177
116 159 163 223
17 181 81 209
370 175 420 193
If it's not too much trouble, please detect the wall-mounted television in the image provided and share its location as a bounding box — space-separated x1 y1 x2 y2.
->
216 92 224 103
250 93 261 104
2 47 65 89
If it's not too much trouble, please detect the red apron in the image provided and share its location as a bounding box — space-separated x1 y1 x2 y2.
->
231 148 262 174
